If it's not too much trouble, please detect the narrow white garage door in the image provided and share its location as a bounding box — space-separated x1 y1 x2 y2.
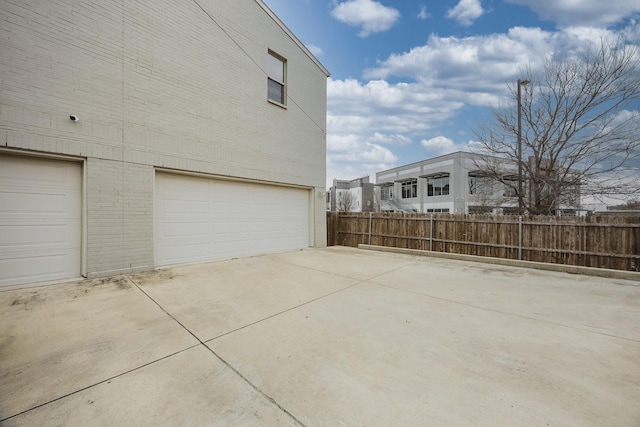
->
0 155 82 287
154 172 309 267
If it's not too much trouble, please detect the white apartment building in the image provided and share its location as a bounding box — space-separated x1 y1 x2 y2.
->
376 152 521 214
376 151 581 215
0 0 329 287
328 177 375 212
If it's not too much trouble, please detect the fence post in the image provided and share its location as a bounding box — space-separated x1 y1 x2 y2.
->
368 212 372 245
429 214 433 252
518 215 523 260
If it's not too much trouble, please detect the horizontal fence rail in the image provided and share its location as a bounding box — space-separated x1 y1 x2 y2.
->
327 212 640 272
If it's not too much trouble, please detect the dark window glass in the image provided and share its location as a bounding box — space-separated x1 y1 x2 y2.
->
268 78 284 104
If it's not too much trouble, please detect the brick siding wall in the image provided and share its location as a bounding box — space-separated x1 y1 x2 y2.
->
1 0 328 275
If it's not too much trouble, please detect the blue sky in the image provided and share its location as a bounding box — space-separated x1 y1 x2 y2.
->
262 0 640 189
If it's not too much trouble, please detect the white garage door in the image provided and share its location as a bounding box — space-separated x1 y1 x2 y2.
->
154 172 309 267
0 154 82 287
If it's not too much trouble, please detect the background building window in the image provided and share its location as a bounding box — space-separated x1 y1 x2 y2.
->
426 174 449 196
401 180 417 198
381 185 393 200
502 179 518 197
469 175 493 195
268 51 286 104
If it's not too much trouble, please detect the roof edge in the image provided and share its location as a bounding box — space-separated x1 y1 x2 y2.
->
376 151 480 175
256 0 330 77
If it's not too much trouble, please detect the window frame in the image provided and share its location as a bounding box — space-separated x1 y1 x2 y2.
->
381 184 393 200
425 174 450 197
267 50 287 107
401 179 418 199
469 174 493 196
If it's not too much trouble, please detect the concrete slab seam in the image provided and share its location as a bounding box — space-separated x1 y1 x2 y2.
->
206 281 366 342
207 258 426 343
124 274 204 344
0 345 201 423
202 348 307 427
124 274 307 427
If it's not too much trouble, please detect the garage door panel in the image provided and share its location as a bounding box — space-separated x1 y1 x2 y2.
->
160 242 210 265
211 209 251 222
0 192 76 215
212 223 250 234
0 154 81 287
0 257 66 283
1 159 78 188
159 173 208 193
155 173 309 267
157 232 210 251
0 224 77 246
161 221 210 238
163 199 209 215
213 233 253 244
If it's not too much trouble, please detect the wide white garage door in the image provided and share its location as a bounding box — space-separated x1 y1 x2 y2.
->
154 172 309 267
0 154 82 287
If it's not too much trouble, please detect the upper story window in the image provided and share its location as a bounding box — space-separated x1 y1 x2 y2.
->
401 179 417 199
469 173 493 196
502 178 518 197
426 174 450 196
268 51 286 105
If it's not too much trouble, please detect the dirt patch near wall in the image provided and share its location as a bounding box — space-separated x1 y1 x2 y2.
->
64 276 133 299
9 292 44 310
86 276 131 290
128 269 177 286
2 275 135 311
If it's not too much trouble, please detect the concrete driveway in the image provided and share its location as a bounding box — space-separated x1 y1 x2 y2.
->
1 246 639 426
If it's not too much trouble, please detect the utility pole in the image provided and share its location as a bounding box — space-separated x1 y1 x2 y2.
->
517 79 529 215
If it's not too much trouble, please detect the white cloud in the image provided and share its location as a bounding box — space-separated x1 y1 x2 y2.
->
370 132 412 146
505 0 640 28
417 5 430 20
330 0 400 37
362 26 629 102
446 0 484 27
328 78 464 134
364 32 539 102
326 133 398 187
326 76 467 186
421 136 455 151
306 44 323 57
419 135 477 156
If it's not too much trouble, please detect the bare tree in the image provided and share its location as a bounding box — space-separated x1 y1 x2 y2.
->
336 190 356 212
474 36 640 215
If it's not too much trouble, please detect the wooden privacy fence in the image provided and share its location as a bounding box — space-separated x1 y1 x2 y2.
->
326 212 640 271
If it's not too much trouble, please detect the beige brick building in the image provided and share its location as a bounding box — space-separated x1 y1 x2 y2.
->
0 0 329 287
